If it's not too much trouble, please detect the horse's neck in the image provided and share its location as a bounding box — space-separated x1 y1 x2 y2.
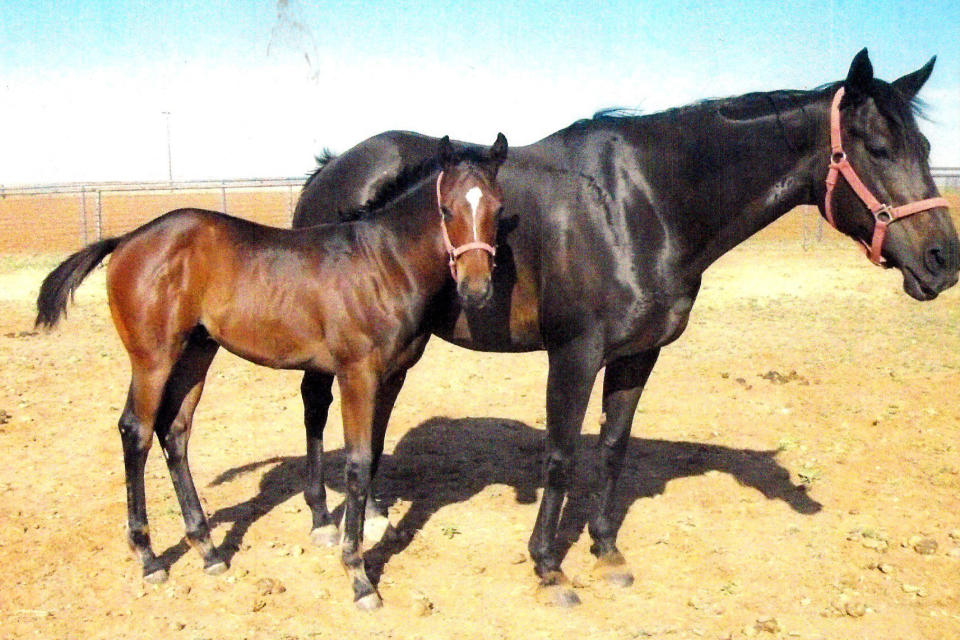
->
656 95 831 276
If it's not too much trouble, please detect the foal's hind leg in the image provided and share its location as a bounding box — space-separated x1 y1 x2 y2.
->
302 371 338 546
153 334 225 574
119 383 168 583
588 349 660 588
119 354 184 583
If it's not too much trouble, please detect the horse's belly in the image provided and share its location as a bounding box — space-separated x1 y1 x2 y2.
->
607 294 694 359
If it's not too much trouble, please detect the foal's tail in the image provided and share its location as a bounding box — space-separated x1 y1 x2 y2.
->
35 236 122 329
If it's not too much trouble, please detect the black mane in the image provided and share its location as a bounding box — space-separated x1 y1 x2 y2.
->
339 145 489 222
304 148 337 188
572 77 925 134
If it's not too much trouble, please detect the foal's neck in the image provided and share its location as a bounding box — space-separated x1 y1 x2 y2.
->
354 177 450 289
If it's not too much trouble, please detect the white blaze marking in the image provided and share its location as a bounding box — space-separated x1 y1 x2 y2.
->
465 186 483 241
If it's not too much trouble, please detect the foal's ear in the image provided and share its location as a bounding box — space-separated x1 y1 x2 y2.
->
486 132 508 177
892 56 936 101
843 48 873 102
438 135 456 171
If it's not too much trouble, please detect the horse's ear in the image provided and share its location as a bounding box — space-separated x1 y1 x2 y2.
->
438 135 455 171
892 56 936 101
844 48 874 100
486 132 508 177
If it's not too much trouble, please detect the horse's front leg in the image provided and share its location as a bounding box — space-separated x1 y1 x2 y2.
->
588 348 660 587
336 363 382 610
529 333 602 607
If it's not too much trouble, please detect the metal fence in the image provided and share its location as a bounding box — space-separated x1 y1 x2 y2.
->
1 168 958 254
933 167 960 191
0 177 305 253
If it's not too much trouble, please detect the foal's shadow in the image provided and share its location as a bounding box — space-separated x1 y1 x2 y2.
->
161 417 821 580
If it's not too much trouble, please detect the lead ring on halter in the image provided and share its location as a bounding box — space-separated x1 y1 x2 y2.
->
823 86 950 266
436 171 497 279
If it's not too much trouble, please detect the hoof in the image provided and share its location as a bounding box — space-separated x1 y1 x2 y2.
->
593 551 634 588
535 572 581 607
310 524 340 548
204 560 229 576
363 515 391 545
143 568 169 584
535 584 580 607
354 591 383 611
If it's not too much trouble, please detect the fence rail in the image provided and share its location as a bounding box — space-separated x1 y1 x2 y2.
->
1 169 958 254
0 177 307 253
933 167 960 190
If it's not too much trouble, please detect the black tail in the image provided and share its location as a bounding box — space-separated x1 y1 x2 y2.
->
35 237 122 329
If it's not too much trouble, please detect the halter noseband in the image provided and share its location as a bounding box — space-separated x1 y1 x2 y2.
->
436 171 497 279
824 86 949 266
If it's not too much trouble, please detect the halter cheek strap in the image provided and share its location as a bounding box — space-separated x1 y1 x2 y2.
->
824 87 949 266
436 171 497 279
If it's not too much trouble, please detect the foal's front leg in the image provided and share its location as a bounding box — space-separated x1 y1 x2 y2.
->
336 364 382 610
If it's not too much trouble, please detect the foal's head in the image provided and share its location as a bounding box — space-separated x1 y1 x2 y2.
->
822 49 958 299
436 133 508 307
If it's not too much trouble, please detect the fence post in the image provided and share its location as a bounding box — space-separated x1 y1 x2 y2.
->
96 190 103 241
80 187 88 246
288 185 294 225
221 182 227 214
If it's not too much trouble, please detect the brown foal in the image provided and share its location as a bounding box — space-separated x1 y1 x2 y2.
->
36 134 507 609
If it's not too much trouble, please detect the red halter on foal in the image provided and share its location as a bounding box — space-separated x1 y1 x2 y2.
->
436 171 497 279
824 87 949 265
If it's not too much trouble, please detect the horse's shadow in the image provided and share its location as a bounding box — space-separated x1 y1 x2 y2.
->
158 417 821 581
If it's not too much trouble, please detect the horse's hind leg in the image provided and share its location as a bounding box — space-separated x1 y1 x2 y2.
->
153 332 224 574
588 349 660 588
302 371 338 546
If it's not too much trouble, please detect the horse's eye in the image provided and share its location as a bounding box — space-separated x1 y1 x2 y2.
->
495 206 504 217
440 206 453 221
865 143 891 160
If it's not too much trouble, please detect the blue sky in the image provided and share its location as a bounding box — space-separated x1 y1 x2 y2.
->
1 1 958 184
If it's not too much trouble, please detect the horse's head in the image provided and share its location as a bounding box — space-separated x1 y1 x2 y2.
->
436 133 508 308
822 48 958 300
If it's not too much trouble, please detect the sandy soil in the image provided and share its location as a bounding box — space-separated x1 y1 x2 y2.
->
1 207 959 640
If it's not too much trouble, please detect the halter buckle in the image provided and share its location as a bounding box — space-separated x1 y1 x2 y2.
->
873 205 893 224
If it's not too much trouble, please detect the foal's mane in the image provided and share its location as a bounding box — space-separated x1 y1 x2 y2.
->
339 146 489 222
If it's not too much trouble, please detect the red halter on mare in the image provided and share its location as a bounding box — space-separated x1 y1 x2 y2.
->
824 87 949 266
436 171 497 278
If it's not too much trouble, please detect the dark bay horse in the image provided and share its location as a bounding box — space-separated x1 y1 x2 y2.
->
293 50 958 606
36 134 508 610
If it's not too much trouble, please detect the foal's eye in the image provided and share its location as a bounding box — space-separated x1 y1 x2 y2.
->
440 206 453 221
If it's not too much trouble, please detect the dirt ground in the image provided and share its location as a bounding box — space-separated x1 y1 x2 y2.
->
2 206 960 640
